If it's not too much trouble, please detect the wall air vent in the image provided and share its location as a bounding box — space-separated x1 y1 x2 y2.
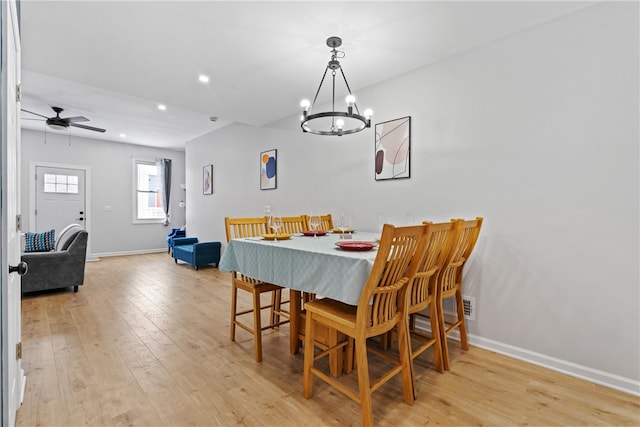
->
441 295 475 321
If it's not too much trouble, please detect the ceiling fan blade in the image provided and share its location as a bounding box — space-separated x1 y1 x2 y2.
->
63 116 90 123
69 122 106 133
21 109 49 119
22 118 44 121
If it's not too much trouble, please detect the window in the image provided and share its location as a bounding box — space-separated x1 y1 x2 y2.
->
43 173 79 194
133 159 165 222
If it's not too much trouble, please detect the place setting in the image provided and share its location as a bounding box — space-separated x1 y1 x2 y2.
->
332 212 378 251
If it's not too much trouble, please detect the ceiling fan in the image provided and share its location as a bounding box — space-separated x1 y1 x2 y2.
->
21 106 106 133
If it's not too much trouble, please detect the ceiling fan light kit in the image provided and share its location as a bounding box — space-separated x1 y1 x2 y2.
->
300 36 372 137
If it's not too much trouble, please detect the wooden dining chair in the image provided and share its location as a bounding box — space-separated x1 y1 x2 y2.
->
225 216 289 362
436 217 483 370
403 221 459 374
318 214 334 231
275 215 309 234
303 223 431 426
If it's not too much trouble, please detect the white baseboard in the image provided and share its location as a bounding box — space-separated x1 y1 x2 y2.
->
90 248 166 258
413 317 640 397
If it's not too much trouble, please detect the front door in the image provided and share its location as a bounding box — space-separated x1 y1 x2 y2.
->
34 165 86 235
1 0 25 425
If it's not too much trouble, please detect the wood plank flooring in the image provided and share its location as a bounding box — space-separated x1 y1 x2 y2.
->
16 253 640 426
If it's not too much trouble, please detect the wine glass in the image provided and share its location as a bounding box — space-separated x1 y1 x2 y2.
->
309 215 321 238
270 216 283 240
336 212 349 239
376 213 386 231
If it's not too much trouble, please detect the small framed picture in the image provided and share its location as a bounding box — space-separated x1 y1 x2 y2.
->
375 116 411 180
260 149 277 190
203 164 213 195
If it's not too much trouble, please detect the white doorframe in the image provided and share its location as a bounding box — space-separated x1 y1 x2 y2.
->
1 0 24 424
29 161 94 261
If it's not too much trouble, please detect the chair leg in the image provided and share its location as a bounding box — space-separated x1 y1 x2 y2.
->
328 329 343 377
344 337 354 374
380 331 391 351
230 284 238 342
271 289 281 326
429 302 444 373
437 297 451 371
456 289 469 350
252 289 263 362
355 338 374 427
303 311 316 399
396 315 416 404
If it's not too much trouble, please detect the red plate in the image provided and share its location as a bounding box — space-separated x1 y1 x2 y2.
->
335 241 377 251
302 230 327 236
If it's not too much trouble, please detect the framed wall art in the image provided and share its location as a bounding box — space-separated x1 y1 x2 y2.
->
260 149 277 190
374 116 411 180
203 164 213 195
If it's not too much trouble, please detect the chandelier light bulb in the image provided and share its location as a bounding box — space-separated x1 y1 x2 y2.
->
300 99 310 111
336 119 344 130
364 109 373 119
345 94 356 106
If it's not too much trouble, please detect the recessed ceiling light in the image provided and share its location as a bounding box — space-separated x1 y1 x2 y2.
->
120 133 126 138
198 74 210 83
158 104 167 111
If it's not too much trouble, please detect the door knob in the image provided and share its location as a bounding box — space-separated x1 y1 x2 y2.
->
9 262 28 276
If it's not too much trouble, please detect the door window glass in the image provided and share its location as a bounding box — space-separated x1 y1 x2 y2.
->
43 173 79 194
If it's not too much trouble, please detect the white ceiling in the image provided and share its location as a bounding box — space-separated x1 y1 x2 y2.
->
19 1 595 150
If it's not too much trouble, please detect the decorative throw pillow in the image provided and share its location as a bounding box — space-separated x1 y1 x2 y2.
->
24 229 55 252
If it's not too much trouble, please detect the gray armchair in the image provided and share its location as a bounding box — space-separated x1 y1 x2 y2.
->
21 230 89 294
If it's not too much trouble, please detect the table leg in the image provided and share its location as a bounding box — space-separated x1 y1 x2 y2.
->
328 331 343 377
290 290 301 354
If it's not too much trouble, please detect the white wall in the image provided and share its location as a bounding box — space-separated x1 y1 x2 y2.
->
185 2 638 393
21 129 186 256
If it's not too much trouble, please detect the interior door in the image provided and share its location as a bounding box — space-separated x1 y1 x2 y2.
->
1 0 25 425
34 165 86 235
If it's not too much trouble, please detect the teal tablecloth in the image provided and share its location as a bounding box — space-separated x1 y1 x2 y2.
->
218 232 379 305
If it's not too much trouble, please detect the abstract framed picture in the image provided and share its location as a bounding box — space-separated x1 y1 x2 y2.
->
203 164 213 195
374 116 411 180
260 149 277 190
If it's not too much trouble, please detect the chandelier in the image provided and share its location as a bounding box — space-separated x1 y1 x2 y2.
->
300 37 372 136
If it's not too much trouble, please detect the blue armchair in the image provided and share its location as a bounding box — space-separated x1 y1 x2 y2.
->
172 237 221 270
166 228 186 254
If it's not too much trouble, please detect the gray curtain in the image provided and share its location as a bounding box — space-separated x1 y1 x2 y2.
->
157 158 172 226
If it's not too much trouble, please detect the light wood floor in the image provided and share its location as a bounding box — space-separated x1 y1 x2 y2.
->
16 253 639 426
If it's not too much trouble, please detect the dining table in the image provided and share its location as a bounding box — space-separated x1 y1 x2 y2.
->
218 230 380 356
